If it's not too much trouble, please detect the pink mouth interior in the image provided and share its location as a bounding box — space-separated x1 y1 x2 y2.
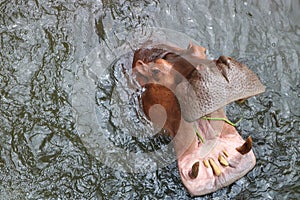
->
175 111 256 196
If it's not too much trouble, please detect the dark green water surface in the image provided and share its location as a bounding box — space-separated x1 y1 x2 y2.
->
0 0 299 199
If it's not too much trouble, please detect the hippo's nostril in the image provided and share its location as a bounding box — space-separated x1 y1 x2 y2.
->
236 136 253 155
218 56 231 67
189 161 199 179
216 56 231 82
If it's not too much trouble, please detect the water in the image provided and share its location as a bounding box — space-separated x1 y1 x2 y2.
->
0 0 299 199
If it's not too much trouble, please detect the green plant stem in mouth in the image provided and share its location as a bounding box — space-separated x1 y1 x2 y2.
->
193 117 242 143
193 123 205 143
201 117 242 127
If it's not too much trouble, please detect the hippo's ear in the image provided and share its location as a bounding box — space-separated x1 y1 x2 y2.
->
135 60 147 67
133 60 149 74
186 42 207 59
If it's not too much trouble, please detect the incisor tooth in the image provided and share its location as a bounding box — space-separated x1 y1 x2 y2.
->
223 150 229 157
209 158 221 176
189 161 199 179
203 160 210 168
218 155 229 167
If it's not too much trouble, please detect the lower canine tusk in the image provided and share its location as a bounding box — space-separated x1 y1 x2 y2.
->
189 161 199 179
236 136 253 155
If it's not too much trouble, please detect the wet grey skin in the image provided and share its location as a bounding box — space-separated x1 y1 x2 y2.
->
176 54 266 122
132 42 265 196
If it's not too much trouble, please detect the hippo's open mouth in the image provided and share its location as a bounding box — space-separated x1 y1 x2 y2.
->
175 109 255 196
132 42 265 196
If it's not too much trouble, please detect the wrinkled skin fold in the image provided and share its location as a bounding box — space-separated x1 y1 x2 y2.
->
132 42 265 196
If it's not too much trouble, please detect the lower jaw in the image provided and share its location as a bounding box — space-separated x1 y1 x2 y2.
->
174 117 256 196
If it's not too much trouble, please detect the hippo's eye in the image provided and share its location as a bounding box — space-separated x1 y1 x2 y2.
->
152 68 160 76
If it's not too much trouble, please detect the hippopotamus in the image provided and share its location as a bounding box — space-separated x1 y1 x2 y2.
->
131 42 265 196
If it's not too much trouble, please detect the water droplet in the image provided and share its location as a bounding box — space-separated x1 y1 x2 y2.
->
80 133 86 137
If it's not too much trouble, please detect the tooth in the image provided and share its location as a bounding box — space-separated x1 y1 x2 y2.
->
218 155 229 167
189 161 199 179
209 158 221 176
223 150 229 157
236 98 246 104
203 160 210 168
236 136 253 155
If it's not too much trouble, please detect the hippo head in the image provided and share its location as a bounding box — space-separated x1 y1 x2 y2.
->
132 42 265 196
